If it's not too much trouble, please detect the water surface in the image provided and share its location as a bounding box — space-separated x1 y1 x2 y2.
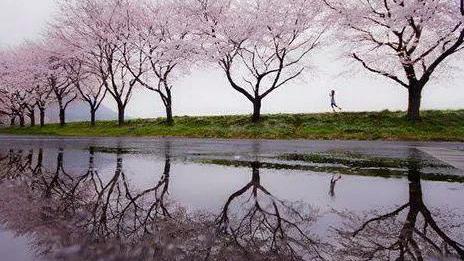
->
0 136 463 260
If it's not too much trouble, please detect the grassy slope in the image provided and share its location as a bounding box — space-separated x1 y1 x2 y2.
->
1 110 463 141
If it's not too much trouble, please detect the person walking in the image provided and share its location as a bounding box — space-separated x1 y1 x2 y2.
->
330 90 342 112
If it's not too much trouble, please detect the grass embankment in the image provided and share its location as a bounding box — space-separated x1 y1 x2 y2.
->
1 110 463 141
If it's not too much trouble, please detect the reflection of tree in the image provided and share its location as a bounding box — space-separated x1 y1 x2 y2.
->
0 149 34 179
0 146 333 260
216 161 328 260
83 146 173 241
0 145 180 259
336 153 464 260
22 149 34 172
144 152 171 221
329 175 342 198
5 150 23 175
33 148 44 174
0 148 77 257
38 148 77 201
0 149 42 180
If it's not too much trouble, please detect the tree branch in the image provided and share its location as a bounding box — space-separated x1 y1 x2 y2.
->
353 53 409 88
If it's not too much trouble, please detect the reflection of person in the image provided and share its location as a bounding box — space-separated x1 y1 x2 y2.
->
329 175 342 198
330 90 342 112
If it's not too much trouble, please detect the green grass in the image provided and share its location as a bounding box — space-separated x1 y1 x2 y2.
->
1 110 464 141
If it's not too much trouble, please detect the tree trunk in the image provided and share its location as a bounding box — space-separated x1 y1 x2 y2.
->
118 105 125 126
407 87 422 122
29 110 36 127
165 102 173 125
251 99 262 123
10 116 16 127
162 85 174 125
19 113 25 127
90 108 96 127
59 108 66 127
39 108 45 127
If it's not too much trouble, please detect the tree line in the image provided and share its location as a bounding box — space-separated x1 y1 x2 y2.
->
0 0 463 128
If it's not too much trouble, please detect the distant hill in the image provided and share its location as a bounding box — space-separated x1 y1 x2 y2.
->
46 102 116 123
0 102 116 127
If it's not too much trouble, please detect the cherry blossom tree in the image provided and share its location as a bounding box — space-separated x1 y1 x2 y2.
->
64 56 107 126
0 76 33 128
11 42 52 127
51 0 143 126
0 49 35 127
44 50 78 127
123 0 196 125
26 47 53 127
0 89 8 125
0 51 19 126
0 87 17 126
13 91 33 127
0 90 20 126
3 41 73 127
13 45 44 127
33 83 51 127
325 0 464 121
192 0 325 122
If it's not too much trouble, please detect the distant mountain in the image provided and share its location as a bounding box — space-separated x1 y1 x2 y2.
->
46 102 117 123
0 102 116 127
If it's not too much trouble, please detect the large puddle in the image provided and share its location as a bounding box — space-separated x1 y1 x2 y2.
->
0 137 463 260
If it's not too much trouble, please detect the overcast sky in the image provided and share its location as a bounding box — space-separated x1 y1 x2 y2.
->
1 0 463 118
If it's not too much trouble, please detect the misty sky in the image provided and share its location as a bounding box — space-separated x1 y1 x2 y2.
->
1 0 463 119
